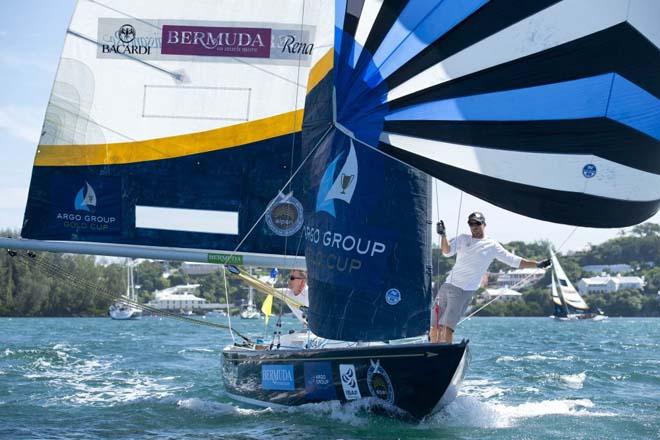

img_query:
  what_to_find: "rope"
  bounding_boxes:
[222,265,236,344]
[8,250,252,342]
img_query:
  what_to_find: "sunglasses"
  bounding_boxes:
[290,276,306,280]
[467,221,483,226]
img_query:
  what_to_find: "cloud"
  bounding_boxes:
[0,105,43,144]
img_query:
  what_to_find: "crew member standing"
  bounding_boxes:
[430,212,551,343]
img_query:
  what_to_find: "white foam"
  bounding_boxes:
[560,372,586,389]
[2,348,14,357]
[177,347,214,354]
[425,396,615,429]
[496,353,574,363]
[177,398,255,416]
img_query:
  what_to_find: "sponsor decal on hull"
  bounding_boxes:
[339,364,361,400]
[261,364,294,391]
[304,362,336,401]
[367,359,394,404]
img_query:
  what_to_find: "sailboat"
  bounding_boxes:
[240,268,261,319]
[109,258,142,320]
[550,250,606,321]
[1,0,659,420]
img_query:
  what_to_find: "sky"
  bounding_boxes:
[0,1,658,255]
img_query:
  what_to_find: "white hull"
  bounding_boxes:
[109,303,142,320]
[240,309,261,319]
[552,314,608,321]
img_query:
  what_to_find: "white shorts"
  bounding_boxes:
[430,283,475,330]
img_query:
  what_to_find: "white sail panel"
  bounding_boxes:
[551,272,563,306]
[41,0,321,149]
[386,0,631,101]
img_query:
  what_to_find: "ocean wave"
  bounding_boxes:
[176,397,259,416]
[560,372,586,389]
[496,353,574,363]
[426,396,615,428]
[177,347,215,354]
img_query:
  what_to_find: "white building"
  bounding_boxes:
[577,274,645,294]
[147,284,207,311]
[496,268,545,289]
[582,264,632,274]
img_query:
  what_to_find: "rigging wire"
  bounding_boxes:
[221,265,236,344]
[8,250,252,342]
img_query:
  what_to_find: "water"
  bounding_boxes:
[1,317,658,439]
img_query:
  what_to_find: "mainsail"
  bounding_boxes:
[20,0,324,266]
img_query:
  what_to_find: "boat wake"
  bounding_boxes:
[425,394,616,429]
[11,344,187,406]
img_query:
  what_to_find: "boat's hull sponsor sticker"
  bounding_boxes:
[304,361,336,400]
[261,364,294,390]
[367,359,394,404]
[339,364,361,400]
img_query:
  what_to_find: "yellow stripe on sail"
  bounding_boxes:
[307,48,333,93]
[261,294,273,325]
[35,109,304,167]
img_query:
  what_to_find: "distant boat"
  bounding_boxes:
[240,269,261,319]
[550,249,607,321]
[109,259,142,320]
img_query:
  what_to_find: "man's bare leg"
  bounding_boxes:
[429,325,454,343]
[437,325,454,343]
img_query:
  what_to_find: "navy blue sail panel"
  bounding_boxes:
[332,0,660,227]
[301,130,432,341]
[296,1,429,341]
[22,135,307,256]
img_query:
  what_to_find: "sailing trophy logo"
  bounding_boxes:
[367,359,395,404]
[316,140,358,217]
[265,191,304,237]
[74,182,97,212]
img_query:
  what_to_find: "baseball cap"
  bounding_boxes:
[468,212,486,225]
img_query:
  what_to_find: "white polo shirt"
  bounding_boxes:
[443,234,522,291]
[279,286,308,324]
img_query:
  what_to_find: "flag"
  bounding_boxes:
[261,294,273,325]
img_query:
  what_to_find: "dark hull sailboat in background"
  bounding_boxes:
[2,0,659,421]
[550,249,607,321]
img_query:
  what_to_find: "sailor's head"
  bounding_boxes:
[467,212,486,236]
[288,269,307,294]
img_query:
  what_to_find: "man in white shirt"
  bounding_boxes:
[430,212,551,343]
[284,269,309,325]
